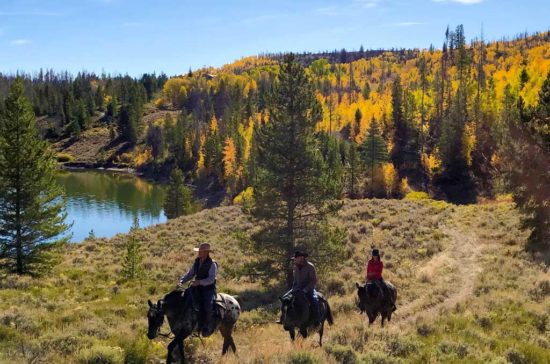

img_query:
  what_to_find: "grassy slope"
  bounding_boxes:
[0,199,548,363]
[51,109,180,167]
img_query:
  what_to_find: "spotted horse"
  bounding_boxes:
[147,288,240,363]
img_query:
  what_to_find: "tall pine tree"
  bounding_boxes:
[361,117,388,178]
[163,168,194,219]
[0,79,69,275]
[244,55,344,287]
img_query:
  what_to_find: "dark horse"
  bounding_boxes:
[279,291,334,346]
[356,281,397,327]
[147,288,240,363]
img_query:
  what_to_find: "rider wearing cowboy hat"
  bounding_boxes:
[178,242,217,336]
[277,250,321,326]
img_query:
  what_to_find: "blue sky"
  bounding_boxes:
[1,0,548,76]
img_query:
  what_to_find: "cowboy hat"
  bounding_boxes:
[193,243,213,252]
[292,250,308,258]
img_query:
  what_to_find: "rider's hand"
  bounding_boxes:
[191,280,200,287]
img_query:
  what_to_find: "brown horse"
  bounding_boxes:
[147,288,240,363]
[356,281,397,327]
[279,290,334,346]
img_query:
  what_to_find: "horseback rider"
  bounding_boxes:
[277,250,321,326]
[178,242,217,337]
[366,248,396,311]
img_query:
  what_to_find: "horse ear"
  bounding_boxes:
[356,282,360,289]
[148,299,153,307]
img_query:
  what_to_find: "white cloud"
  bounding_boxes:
[0,11,64,16]
[353,0,383,8]
[122,22,143,28]
[10,39,31,46]
[241,15,278,25]
[432,0,486,4]
[316,0,383,16]
[390,22,427,27]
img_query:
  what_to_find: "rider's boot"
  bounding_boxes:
[201,311,214,337]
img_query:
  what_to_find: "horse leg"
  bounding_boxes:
[381,313,386,328]
[179,340,185,364]
[220,323,234,355]
[289,327,296,341]
[318,321,325,347]
[230,335,237,353]
[299,326,308,338]
[367,312,375,326]
[166,339,176,364]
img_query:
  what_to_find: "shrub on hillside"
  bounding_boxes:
[56,152,75,163]
[77,345,124,364]
[119,334,152,364]
[287,351,321,364]
[387,336,420,358]
[324,343,358,363]
[404,191,430,200]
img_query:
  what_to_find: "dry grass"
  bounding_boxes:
[0,199,548,363]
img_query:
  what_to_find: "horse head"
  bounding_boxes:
[147,299,165,339]
[356,282,368,313]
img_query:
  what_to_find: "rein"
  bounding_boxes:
[156,316,174,339]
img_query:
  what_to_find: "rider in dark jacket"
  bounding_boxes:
[277,250,321,326]
[179,243,217,336]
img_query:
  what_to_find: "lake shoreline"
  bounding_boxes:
[59,163,142,177]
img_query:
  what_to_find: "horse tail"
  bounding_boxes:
[325,299,334,326]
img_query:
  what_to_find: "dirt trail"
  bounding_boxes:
[390,212,483,329]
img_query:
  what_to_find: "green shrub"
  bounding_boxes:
[77,345,124,364]
[404,191,430,200]
[325,343,358,363]
[416,322,435,337]
[387,337,419,358]
[287,351,321,364]
[361,350,402,364]
[325,277,347,296]
[56,152,75,163]
[121,335,151,364]
[505,349,529,364]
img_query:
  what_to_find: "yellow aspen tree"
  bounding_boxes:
[223,136,236,179]
[382,162,398,198]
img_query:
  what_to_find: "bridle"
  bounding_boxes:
[150,303,174,339]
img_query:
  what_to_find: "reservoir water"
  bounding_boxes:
[56,170,167,242]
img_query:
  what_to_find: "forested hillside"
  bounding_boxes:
[1,26,548,239]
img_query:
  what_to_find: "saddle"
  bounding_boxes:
[214,293,228,319]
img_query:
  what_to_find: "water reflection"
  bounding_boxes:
[56,170,167,242]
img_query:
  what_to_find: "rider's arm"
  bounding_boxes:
[291,266,298,290]
[197,262,217,286]
[179,265,194,284]
[303,265,317,292]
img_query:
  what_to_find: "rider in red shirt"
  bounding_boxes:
[366,249,396,311]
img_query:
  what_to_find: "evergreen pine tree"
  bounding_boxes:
[121,216,143,280]
[353,108,362,140]
[345,141,362,198]
[361,117,388,178]
[244,55,344,287]
[501,72,550,248]
[0,79,70,275]
[163,168,194,219]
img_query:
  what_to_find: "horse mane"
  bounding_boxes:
[161,289,187,309]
